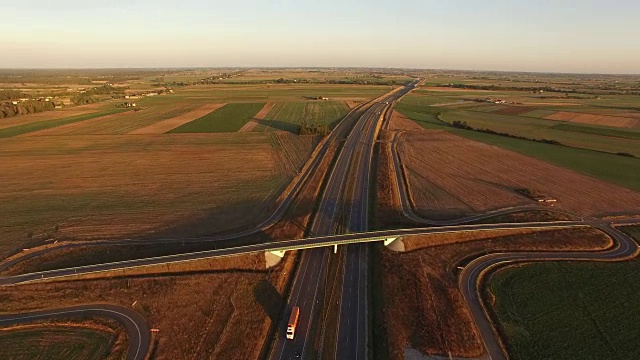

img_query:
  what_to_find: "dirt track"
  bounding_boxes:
[129,103,226,134]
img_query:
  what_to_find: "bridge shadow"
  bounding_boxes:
[252,118,300,134]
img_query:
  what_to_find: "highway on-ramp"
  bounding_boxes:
[0,304,150,360]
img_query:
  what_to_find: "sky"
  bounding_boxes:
[2,0,640,73]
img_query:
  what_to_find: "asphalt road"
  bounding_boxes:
[460,224,639,359]
[335,81,419,360]
[269,90,384,360]
[0,304,150,360]
[2,79,639,360]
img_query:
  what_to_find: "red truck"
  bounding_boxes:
[286,306,300,340]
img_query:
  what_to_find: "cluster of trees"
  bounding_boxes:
[71,84,123,105]
[0,89,28,101]
[299,120,328,136]
[0,100,54,119]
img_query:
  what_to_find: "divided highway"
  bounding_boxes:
[2,78,639,360]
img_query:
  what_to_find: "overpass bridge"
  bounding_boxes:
[1,220,611,285]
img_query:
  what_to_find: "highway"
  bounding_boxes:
[269,88,390,360]
[0,304,150,360]
[1,78,639,360]
[335,80,420,360]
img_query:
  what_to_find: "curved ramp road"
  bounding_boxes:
[460,224,639,360]
[0,304,150,360]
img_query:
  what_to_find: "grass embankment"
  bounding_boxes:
[487,239,640,359]
[170,103,265,133]
[255,101,349,133]
[0,326,118,360]
[397,101,640,192]
[0,109,126,138]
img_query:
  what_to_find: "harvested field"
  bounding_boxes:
[0,253,297,360]
[271,132,319,175]
[30,102,205,135]
[129,103,226,134]
[0,102,111,130]
[544,111,640,128]
[375,227,612,359]
[238,102,275,132]
[391,121,640,217]
[0,133,299,259]
[23,110,134,136]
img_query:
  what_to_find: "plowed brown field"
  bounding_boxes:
[544,111,640,128]
[129,103,226,134]
[391,120,640,217]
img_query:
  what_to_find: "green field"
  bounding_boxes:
[488,254,640,359]
[397,96,640,191]
[0,109,126,138]
[170,103,265,133]
[255,101,349,133]
[440,110,640,156]
[0,327,116,360]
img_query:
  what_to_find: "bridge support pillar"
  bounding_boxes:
[334,244,338,254]
[383,237,405,252]
[265,250,286,268]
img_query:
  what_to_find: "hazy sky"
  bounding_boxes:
[3,0,640,73]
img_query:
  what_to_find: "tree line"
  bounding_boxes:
[0,100,54,119]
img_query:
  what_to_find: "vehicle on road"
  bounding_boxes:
[286,306,300,340]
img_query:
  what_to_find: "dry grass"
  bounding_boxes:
[377,227,612,359]
[0,253,297,360]
[129,103,226,134]
[545,111,640,128]
[0,133,297,259]
[373,129,415,229]
[394,128,640,217]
